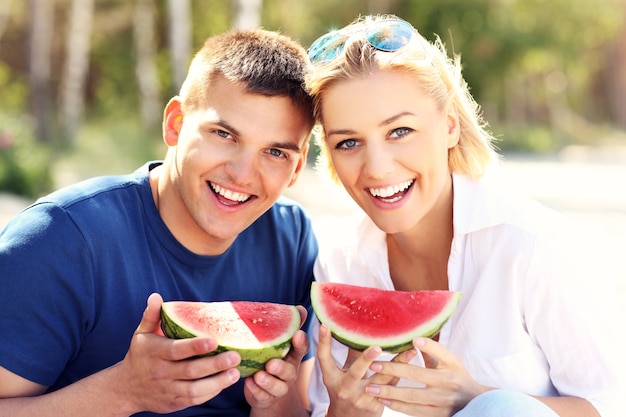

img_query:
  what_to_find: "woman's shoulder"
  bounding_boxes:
[454,171,564,237]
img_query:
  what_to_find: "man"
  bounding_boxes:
[0,28,316,417]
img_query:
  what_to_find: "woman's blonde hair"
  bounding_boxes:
[305,14,499,183]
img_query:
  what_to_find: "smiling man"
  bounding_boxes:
[0,29,317,417]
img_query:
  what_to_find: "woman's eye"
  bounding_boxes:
[390,127,413,139]
[336,138,358,150]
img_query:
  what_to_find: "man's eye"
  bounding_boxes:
[268,148,287,158]
[215,129,232,139]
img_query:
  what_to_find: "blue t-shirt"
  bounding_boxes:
[0,162,318,417]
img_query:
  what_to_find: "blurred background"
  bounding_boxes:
[0,0,625,298]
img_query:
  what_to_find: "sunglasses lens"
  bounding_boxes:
[365,20,413,52]
[309,20,417,64]
[308,31,346,63]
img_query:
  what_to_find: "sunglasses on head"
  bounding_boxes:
[308,19,428,65]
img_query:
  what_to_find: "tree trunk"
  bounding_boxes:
[28,0,54,143]
[233,0,262,30]
[0,0,14,49]
[59,0,95,144]
[166,0,191,92]
[133,0,160,130]
[603,6,626,130]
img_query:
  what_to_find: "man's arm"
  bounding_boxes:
[0,293,242,417]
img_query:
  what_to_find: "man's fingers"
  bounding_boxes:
[296,305,308,327]
[135,293,164,335]
[161,337,222,362]
[289,330,310,362]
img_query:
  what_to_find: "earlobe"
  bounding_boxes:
[163,97,183,146]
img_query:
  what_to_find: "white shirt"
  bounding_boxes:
[309,173,626,417]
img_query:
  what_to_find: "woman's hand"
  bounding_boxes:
[364,337,489,417]
[318,324,417,417]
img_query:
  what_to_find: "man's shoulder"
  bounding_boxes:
[265,195,310,222]
[242,196,316,248]
[6,165,152,238]
[39,166,149,211]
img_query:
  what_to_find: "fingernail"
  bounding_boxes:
[256,372,269,385]
[369,362,383,372]
[413,338,426,348]
[227,352,241,367]
[365,346,382,359]
[227,368,240,382]
[366,384,380,395]
[266,360,278,373]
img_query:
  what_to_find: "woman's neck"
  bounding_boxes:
[386,178,454,292]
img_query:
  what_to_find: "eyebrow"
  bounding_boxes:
[269,141,302,153]
[212,117,302,153]
[326,111,416,137]
[213,118,241,137]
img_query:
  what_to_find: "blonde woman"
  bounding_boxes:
[305,14,623,417]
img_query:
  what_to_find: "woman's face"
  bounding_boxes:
[320,69,459,233]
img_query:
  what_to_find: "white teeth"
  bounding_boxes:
[368,179,414,198]
[211,183,250,202]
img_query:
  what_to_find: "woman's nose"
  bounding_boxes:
[363,144,395,179]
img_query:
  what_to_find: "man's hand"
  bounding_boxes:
[0,293,243,417]
[245,305,311,417]
[115,293,242,414]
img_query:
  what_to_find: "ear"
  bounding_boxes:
[287,139,310,188]
[163,97,184,146]
[445,104,460,149]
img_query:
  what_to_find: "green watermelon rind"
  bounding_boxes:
[160,302,299,377]
[329,312,454,353]
[311,283,462,353]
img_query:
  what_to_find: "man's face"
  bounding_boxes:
[159,75,311,255]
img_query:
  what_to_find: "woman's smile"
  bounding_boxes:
[367,179,415,203]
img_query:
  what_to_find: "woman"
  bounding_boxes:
[305,14,624,417]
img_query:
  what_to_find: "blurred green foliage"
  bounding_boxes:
[0,113,53,198]
[0,0,624,198]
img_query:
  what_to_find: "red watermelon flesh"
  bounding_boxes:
[161,301,301,376]
[311,282,461,352]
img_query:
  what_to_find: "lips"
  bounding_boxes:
[209,182,252,205]
[367,179,414,203]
